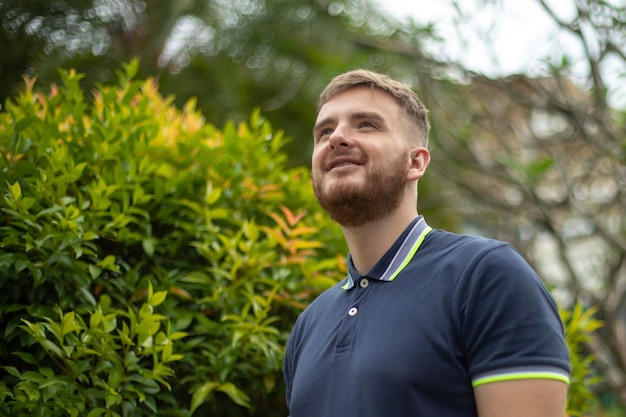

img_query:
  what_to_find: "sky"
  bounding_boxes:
[373,0,625,108]
[374,0,577,77]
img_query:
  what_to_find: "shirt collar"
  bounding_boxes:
[342,216,432,290]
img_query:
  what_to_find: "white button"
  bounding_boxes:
[348,307,358,316]
[359,279,369,288]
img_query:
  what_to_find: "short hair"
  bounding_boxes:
[317,69,430,146]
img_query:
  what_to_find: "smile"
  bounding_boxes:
[326,157,363,171]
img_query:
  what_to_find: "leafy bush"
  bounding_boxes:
[0,61,344,416]
[562,304,603,416]
[4,286,183,417]
[0,61,600,416]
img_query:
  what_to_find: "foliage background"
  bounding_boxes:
[1,0,625,415]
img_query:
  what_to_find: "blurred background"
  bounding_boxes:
[1,0,625,414]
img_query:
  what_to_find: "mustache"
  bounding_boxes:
[322,150,367,170]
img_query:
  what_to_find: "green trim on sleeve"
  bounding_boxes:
[472,372,570,387]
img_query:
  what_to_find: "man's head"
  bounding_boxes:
[317,69,430,147]
[312,70,431,227]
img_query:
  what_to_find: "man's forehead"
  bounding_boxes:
[317,87,399,119]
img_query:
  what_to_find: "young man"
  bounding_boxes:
[283,70,570,417]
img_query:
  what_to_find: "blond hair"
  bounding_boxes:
[317,69,430,146]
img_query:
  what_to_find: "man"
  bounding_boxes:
[283,69,570,417]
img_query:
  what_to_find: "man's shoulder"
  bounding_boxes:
[418,229,535,283]
[425,228,511,255]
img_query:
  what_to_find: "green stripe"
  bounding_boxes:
[472,372,570,387]
[387,226,432,282]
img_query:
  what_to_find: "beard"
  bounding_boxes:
[313,152,409,227]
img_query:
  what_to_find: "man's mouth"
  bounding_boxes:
[326,157,363,172]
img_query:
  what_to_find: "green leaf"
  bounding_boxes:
[117,322,133,346]
[108,367,122,390]
[161,341,173,361]
[148,290,167,307]
[204,183,222,205]
[243,220,260,241]
[142,237,155,257]
[12,351,39,365]
[103,314,117,333]
[2,366,22,378]
[89,265,102,279]
[14,115,36,132]
[125,59,139,80]
[21,371,45,383]
[217,382,251,409]
[38,377,65,390]
[105,391,121,408]
[90,310,103,328]
[79,287,97,306]
[139,303,153,318]
[8,181,22,200]
[21,197,35,210]
[189,381,219,414]
[62,311,83,336]
[42,340,65,358]
[86,408,108,417]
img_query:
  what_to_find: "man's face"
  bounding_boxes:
[311,87,413,227]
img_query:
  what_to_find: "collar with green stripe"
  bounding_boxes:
[342,216,432,290]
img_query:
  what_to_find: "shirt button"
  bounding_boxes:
[359,278,369,288]
[348,307,358,316]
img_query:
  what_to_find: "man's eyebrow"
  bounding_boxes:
[313,112,386,135]
[352,111,385,124]
[313,116,334,135]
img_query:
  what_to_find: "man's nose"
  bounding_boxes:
[328,125,351,149]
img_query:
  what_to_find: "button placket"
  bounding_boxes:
[335,279,371,352]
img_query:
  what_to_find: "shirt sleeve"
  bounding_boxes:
[452,242,571,387]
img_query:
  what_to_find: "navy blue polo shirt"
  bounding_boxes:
[284,216,570,417]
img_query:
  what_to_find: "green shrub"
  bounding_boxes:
[562,303,603,416]
[0,61,344,416]
[3,287,183,417]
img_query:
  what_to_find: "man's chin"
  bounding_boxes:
[323,175,364,191]
[322,184,366,201]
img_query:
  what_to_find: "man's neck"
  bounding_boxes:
[342,206,418,275]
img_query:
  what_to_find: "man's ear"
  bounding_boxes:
[407,147,430,181]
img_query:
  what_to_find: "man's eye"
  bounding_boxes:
[314,129,331,143]
[360,122,374,128]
